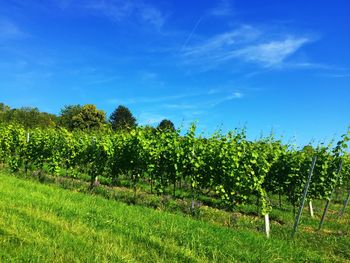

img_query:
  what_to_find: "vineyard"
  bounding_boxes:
[0,124,349,237]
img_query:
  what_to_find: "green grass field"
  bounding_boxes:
[0,171,349,262]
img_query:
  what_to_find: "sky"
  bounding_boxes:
[0,0,349,145]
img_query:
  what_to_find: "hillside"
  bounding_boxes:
[0,171,349,262]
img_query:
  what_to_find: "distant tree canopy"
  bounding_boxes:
[0,103,57,128]
[59,105,83,130]
[109,105,137,131]
[1,102,178,133]
[157,119,175,132]
[0,103,10,112]
[0,103,10,122]
[59,104,106,130]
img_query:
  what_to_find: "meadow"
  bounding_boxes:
[0,170,349,262]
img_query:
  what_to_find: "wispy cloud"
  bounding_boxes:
[208,0,233,17]
[138,112,167,125]
[181,25,260,69]
[180,16,203,52]
[108,93,195,105]
[108,89,244,119]
[183,25,260,56]
[207,91,244,107]
[13,70,53,80]
[139,71,158,81]
[0,19,26,41]
[5,0,166,29]
[319,73,350,78]
[234,37,310,67]
[157,91,243,123]
[180,1,233,52]
[181,24,313,70]
[161,103,197,110]
[162,91,244,109]
[139,5,165,29]
[136,91,244,127]
[85,0,166,28]
[86,75,120,85]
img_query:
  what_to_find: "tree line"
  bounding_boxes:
[0,102,175,132]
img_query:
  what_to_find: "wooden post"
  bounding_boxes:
[340,190,350,217]
[264,214,270,238]
[318,160,343,230]
[308,201,314,218]
[292,156,317,238]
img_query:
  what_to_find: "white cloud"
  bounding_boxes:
[183,25,260,58]
[234,37,310,67]
[109,89,245,127]
[209,91,244,107]
[231,92,243,98]
[108,89,244,116]
[180,1,234,52]
[181,25,312,70]
[85,0,165,28]
[162,91,244,110]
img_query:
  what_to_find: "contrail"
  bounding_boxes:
[180,16,203,52]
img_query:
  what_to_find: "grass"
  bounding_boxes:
[0,171,349,262]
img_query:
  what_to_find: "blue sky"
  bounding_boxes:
[0,0,349,144]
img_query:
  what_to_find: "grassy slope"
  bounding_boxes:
[0,172,349,262]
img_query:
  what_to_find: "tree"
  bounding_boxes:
[71,104,106,130]
[157,119,175,132]
[0,103,10,112]
[143,125,157,134]
[1,106,57,128]
[109,105,137,131]
[59,105,83,130]
[0,103,10,123]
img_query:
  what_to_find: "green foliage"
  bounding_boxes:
[71,104,106,130]
[0,105,57,128]
[59,104,83,130]
[0,123,349,217]
[58,104,108,131]
[0,102,10,112]
[157,119,175,132]
[109,105,137,131]
[265,130,350,208]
